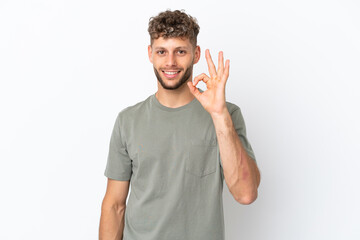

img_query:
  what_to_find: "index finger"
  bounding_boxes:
[205,49,217,77]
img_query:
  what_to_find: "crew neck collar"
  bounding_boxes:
[151,88,203,112]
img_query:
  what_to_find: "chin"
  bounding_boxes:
[161,80,185,90]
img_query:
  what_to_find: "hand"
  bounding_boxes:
[187,49,230,116]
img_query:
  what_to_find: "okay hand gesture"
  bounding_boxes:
[187,49,230,116]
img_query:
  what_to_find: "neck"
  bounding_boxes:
[155,81,196,108]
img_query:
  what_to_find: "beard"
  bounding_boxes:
[153,63,193,90]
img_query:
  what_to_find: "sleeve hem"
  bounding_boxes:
[104,170,131,181]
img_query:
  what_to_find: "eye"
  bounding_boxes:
[157,50,165,55]
[177,50,186,55]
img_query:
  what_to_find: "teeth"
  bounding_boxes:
[164,71,178,75]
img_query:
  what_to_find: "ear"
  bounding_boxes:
[147,45,153,63]
[193,45,201,64]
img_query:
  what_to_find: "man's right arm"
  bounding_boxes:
[99,178,130,240]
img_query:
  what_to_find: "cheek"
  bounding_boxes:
[152,57,163,65]
[187,57,195,66]
[179,57,192,66]
[151,58,160,66]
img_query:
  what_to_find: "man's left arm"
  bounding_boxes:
[211,108,260,205]
[187,49,260,205]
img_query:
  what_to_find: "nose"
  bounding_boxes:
[165,52,176,66]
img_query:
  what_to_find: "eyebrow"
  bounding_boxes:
[153,46,190,50]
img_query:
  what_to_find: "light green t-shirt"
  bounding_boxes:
[104,88,256,240]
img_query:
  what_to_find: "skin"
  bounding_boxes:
[147,36,200,108]
[99,179,129,240]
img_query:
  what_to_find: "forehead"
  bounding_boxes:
[152,37,193,50]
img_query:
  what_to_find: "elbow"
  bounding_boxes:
[235,191,258,205]
[101,198,126,215]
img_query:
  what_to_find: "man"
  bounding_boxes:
[99,9,261,240]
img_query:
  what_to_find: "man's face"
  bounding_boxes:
[148,37,200,90]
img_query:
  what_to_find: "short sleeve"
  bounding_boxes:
[231,107,256,163]
[220,106,257,179]
[104,112,132,181]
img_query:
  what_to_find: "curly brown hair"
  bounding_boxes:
[148,9,200,48]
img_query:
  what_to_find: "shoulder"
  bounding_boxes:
[115,95,151,124]
[225,101,241,115]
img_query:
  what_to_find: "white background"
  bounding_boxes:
[1,0,359,239]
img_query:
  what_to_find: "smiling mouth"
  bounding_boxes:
[162,70,181,78]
